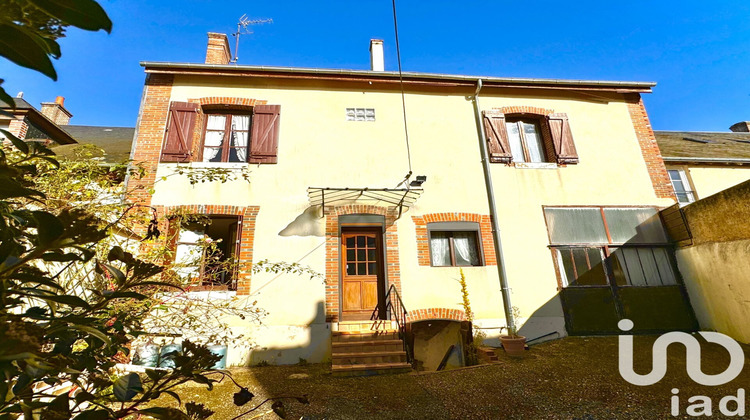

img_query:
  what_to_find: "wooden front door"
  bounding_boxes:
[341,229,384,320]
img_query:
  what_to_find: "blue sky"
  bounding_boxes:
[2,0,750,131]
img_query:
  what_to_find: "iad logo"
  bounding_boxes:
[618,319,746,417]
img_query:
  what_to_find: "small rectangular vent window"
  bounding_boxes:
[346,108,375,121]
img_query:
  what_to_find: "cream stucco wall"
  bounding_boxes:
[146,75,673,363]
[681,165,750,200]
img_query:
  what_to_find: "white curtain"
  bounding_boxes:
[430,234,451,266]
[453,232,479,265]
[505,122,525,162]
[174,229,204,280]
[231,115,250,162]
[203,115,226,162]
[523,122,544,163]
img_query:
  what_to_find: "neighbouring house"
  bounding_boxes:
[655,125,750,205]
[125,33,698,371]
[1,95,77,145]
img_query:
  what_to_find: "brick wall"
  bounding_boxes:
[412,213,496,266]
[324,205,401,322]
[155,204,259,295]
[7,119,28,140]
[626,95,676,201]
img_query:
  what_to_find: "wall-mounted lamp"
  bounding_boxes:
[410,175,427,187]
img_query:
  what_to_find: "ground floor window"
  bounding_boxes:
[174,215,240,290]
[428,223,482,267]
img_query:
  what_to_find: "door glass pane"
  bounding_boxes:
[357,263,366,275]
[506,122,525,162]
[346,249,355,262]
[652,247,677,285]
[544,208,608,244]
[430,232,451,266]
[523,122,544,163]
[357,236,365,247]
[357,250,366,262]
[346,237,355,248]
[346,263,356,275]
[603,208,668,244]
[368,262,377,275]
[368,249,376,260]
[367,236,376,247]
[558,249,576,287]
[558,247,607,287]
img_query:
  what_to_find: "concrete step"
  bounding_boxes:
[331,362,412,377]
[332,331,399,342]
[332,339,404,353]
[335,320,397,333]
[333,350,407,365]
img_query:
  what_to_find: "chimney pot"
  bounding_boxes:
[55,96,64,106]
[205,32,231,65]
[370,39,384,72]
[730,121,750,133]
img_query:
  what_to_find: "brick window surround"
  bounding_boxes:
[155,204,259,295]
[412,213,497,266]
[407,308,467,323]
[324,205,402,323]
[626,95,676,201]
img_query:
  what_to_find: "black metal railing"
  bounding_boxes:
[371,284,412,363]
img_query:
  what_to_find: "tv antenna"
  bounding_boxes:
[231,14,272,63]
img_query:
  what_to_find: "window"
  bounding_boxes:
[427,222,482,267]
[545,207,677,287]
[483,110,579,165]
[346,108,375,121]
[506,119,546,163]
[160,101,281,164]
[173,216,240,290]
[667,169,696,205]
[203,114,250,162]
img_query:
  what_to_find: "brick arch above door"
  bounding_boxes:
[324,205,402,322]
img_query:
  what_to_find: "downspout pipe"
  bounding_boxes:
[472,79,516,334]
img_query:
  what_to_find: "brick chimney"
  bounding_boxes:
[40,96,72,125]
[370,39,384,72]
[206,32,231,65]
[730,121,750,132]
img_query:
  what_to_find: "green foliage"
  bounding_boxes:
[0,0,112,104]
[458,268,481,366]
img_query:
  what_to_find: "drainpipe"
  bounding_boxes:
[472,79,515,334]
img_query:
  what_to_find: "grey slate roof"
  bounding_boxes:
[57,125,134,163]
[654,131,750,161]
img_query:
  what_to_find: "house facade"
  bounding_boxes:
[126,33,696,367]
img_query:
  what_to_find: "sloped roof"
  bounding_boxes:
[654,131,750,162]
[1,98,77,144]
[55,125,134,163]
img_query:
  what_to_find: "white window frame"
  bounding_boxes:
[667,169,696,205]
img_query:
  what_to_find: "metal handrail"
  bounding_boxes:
[371,284,412,363]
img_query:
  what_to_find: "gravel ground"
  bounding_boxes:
[169,336,750,419]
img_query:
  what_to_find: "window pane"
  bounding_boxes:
[453,232,479,265]
[611,247,677,286]
[430,232,451,266]
[603,208,668,244]
[557,247,607,286]
[544,208,608,244]
[558,249,576,286]
[652,247,677,285]
[522,122,545,163]
[506,122,525,162]
[612,248,646,286]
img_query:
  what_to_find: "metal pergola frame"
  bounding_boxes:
[307,187,423,219]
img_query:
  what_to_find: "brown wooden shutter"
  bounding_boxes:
[547,113,579,164]
[482,110,513,163]
[249,104,281,164]
[161,102,199,162]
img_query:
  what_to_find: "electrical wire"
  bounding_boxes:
[391,0,412,174]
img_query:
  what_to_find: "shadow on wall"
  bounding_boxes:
[279,206,324,237]
[248,301,331,366]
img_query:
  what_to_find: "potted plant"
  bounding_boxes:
[500,307,526,356]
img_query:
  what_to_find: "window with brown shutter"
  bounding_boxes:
[161,102,199,162]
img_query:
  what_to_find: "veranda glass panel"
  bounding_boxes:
[603,208,668,244]
[557,247,608,287]
[545,208,608,244]
[611,247,676,286]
